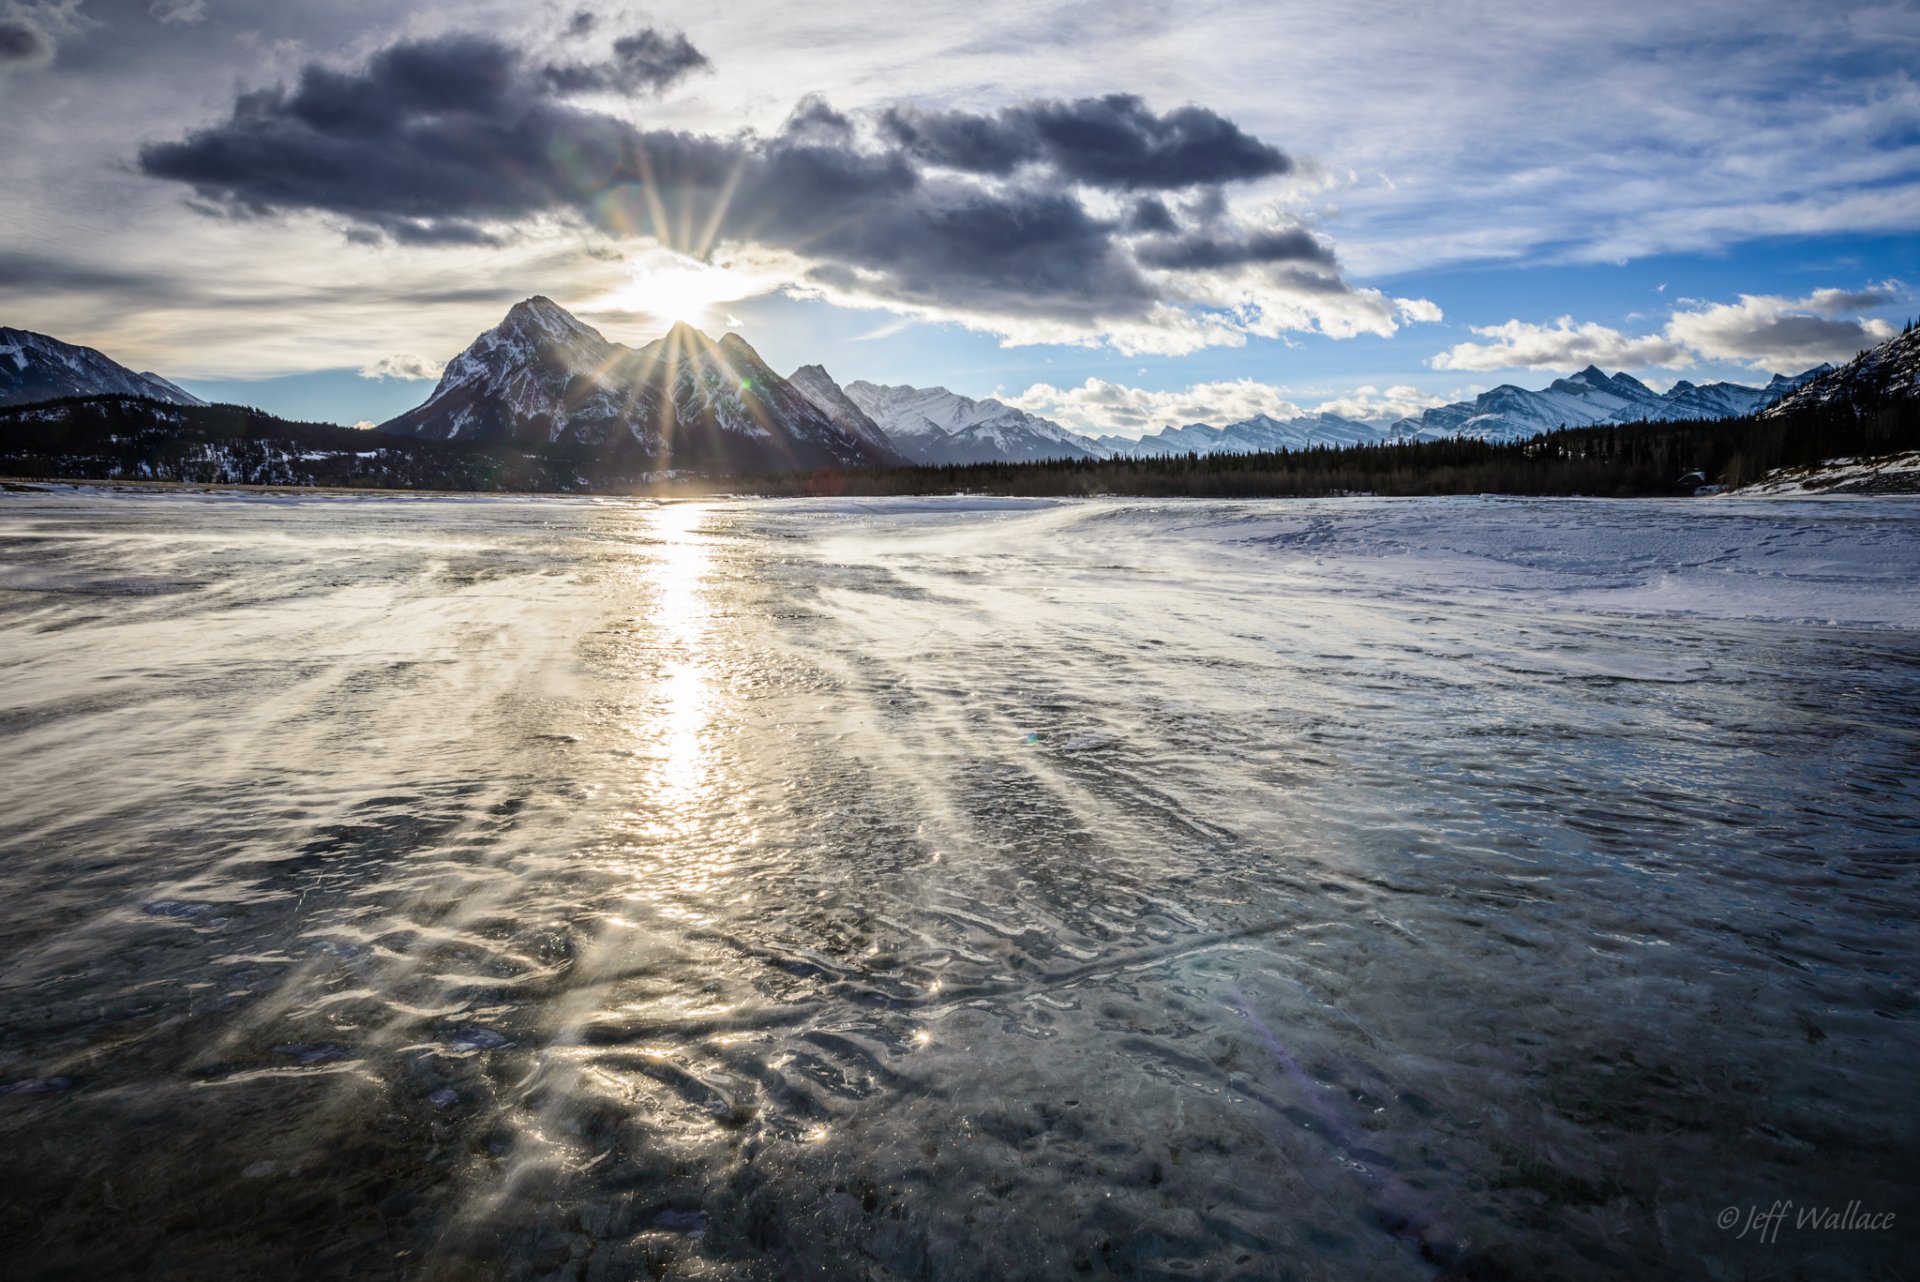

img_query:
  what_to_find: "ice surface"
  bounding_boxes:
[0,489,1915,1280]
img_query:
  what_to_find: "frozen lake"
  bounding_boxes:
[0,488,1916,1280]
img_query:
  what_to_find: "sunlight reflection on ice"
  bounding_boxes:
[620,502,734,915]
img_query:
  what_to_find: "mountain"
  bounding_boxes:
[381,299,903,471]
[1388,363,1827,442]
[1094,411,1381,458]
[839,381,1109,464]
[1764,326,1919,418]
[784,365,908,463]
[0,327,206,409]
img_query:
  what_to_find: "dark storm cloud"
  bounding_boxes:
[1134,227,1332,271]
[137,28,1357,329]
[781,94,856,145]
[0,18,48,64]
[0,250,159,291]
[542,27,708,94]
[880,94,1291,189]
[1124,196,1179,233]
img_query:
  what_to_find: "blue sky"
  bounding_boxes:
[2,0,1915,433]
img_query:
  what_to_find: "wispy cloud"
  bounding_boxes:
[844,318,916,342]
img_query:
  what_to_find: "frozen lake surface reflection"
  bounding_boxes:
[0,489,1916,1280]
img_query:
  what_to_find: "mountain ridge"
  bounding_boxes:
[1386,362,1827,443]
[0,326,206,410]
[837,380,1109,464]
[1764,325,1919,418]
[381,299,905,471]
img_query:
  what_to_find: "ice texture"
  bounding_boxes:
[0,488,1915,1280]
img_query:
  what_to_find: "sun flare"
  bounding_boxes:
[591,251,758,328]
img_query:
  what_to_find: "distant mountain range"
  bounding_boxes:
[3,300,1909,477]
[1384,364,1828,443]
[1093,411,1382,457]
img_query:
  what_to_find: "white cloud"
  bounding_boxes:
[1666,288,1900,369]
[358,354,444,381]
[1007,377,1304,435]
[1005,377,1461,435]
[1314,384,1452,424]
[1434,281,1904,374]
[1432,317,1688,371]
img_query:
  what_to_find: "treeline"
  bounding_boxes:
[739,394,1920,499]
[2,385,1915,499]
[0,395,644,492]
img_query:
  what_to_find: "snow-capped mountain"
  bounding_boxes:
[381,299,903,471]
[1763,325,1919,418]
[0,327,206,409]
[1388,364,1826,443]
[1095,411,1382,458]
[784,365,906,462]
[840,381,1109,464]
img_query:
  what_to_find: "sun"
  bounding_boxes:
[591,251,757,330]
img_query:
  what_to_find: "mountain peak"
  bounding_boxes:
[664,319,715,343]
[499,296,604,346]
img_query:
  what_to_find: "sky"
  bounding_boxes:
[1,0,1916,435]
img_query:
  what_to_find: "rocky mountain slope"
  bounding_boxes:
[381,299,904,471]
[784,365,904,462]
[0,327,205,409]
[839,381,1109,464]
[1764,325,1920,418]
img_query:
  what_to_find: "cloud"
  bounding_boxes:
[1313,384,1452,424]
[1433,281,1903,373]
[358,353,442,381]
[878,94,1292,189]
[0,0,82,69]
[1007,377,1305,434]
[1432,316,1690,371]
[1011,376,1460,434]
[1666,287,1900,369]
[542,27,708,95]
[0,250,161,292]
[149,0,206,24]
[0,20,48,65]
[136,28,1432,355]
[1133,227,1331,271]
